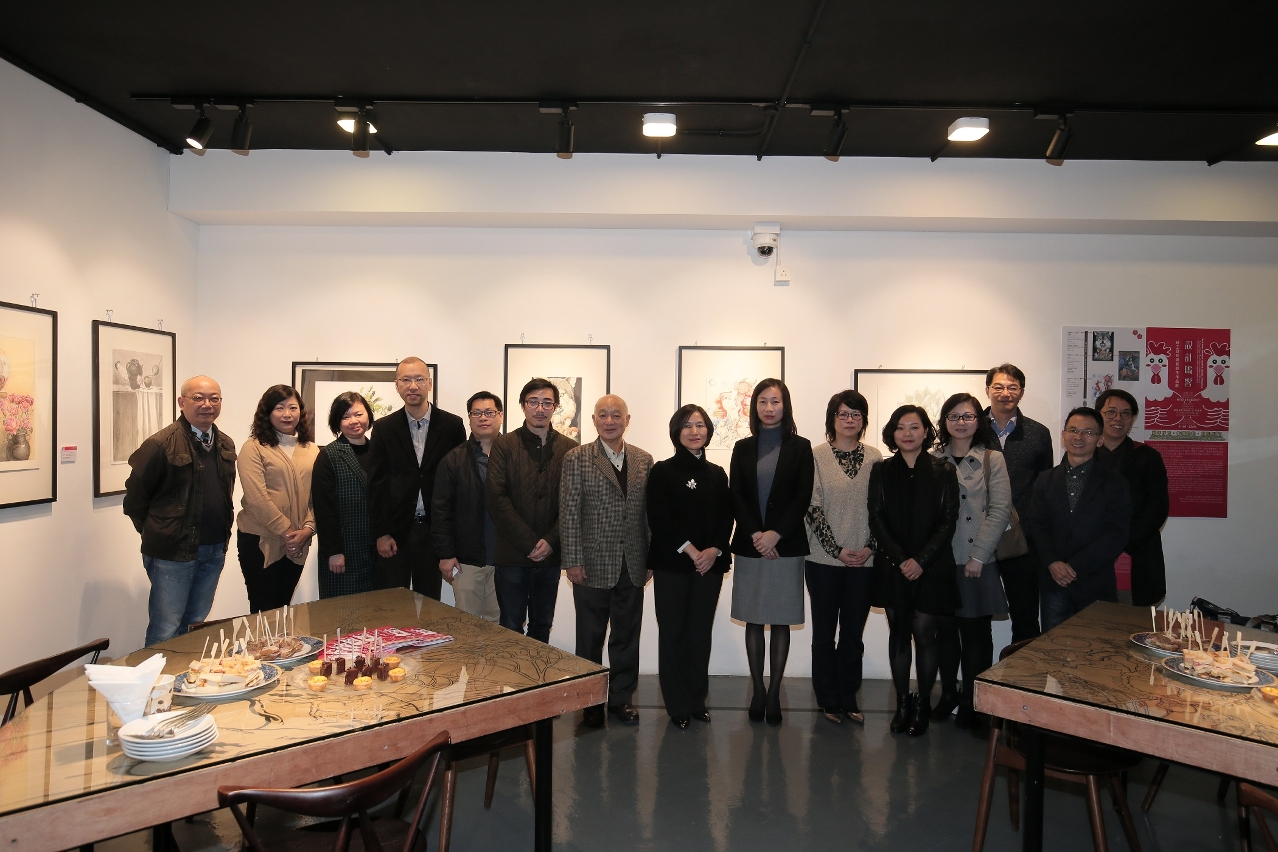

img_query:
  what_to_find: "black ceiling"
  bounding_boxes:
[5,2,1278,162]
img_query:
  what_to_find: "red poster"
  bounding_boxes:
[1144,327,1230,432]
[1145,440,1228,518]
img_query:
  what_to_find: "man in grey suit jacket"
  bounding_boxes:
[561,395,654,727]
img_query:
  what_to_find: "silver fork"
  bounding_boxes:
[135,703,213,740]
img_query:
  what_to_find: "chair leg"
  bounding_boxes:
[484,751,501,809]
[971,727,999,852]
[1085,775,1110,852]
[1008,769,1021,832]
[1141,762,1169,812]
[438,761,457,852]
[393,784,412,819]
[1219,775,1234,804]
[1239,803,1252,852]
[1256,810,1277,852]
[1108,774,1143,852]
[524,739,537,800]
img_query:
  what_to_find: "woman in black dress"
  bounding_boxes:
[867,404,960,736]
[311,392,378,599]
[647,404,734,729]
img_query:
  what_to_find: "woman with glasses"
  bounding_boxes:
[237,385,319,612]
[647,404,733,729]
[1096,389,1169,606]
[868,405,960,736]
[730,379,814,726]
[930,393,1011,727]
[312,392,378,599]
[803,390,881,724]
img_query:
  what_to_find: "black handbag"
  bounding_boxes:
[983,450,1029,561]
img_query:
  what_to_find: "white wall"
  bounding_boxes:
[0,60,198,672]
[195,224,1278,677]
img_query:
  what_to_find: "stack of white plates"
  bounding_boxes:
[118,710,219,762]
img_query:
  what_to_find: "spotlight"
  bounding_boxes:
[557,109,574,159]
[231,105,252,156]
[1046,119,1072,166]
[352,110,370,158]
[1257,127,1278,146]
[185,109,213,151]
[642,113,677,137]
[947,117,989,142]
[823,114,848,161]
[337,117,378,133]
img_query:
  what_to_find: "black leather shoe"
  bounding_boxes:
[582,704,606,728]
[822,707,844,724]
[608,704,640,725]
[954,700,976,729]
[931,691,959,721]
[748,691,765,722]
[671,716,690,729]
[692,711,712,723]
[907,693,931,736]
[890,693,913,734]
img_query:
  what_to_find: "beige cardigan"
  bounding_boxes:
[804,441,881,567]
[236,438,319,567]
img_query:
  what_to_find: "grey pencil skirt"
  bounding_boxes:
[730,555,806,625]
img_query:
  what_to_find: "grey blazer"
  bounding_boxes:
[560,439,654,590]
[935,444,1013,565]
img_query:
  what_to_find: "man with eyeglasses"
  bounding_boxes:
[124,376,237,646]
[1027,407,1131,632]
[1095,389,1169,607]
[367,357,466,600]
[984,363,1054,641]
[430,392,504,622]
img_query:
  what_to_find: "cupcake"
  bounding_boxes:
[307,659,324,674]
[308,676,329,692]
[352,676,374,691]
[1261,686,1278,703]
[388,667,407,683]
[382,656,401,669]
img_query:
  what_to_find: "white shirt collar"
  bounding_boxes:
[599,438,626,470]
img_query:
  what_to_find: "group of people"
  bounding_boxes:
[122,358,1169,735]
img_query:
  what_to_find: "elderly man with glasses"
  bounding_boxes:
[1026,407,1132,632]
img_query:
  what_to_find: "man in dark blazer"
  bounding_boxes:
[1027,406,1132,632]
[368,357,466,599]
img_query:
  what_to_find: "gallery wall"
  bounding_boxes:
[0,61,199,672]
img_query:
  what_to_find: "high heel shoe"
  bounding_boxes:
[765,692,782,726]
[907,693,931,736]
[890,692,913,734]
[931,690,959,721]
[748,690,765,722]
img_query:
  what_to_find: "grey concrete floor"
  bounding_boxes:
[99,676,1246,852]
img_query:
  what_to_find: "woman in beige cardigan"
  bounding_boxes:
[237,385,319,612]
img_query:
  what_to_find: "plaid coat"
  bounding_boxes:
[560,439,653,590]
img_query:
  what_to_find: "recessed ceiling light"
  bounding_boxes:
[337,118,378,134]
[947,117,990,142]
[642,113,677,138]
[1257,128,1278,146]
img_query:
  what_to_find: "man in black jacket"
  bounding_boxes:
[1027,407,1132,631]
[368,357,466,599]
[432,391,504,622]
[984,363,1055,641]
[124,376,237,646]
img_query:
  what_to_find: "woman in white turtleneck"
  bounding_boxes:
[237,385,320,613]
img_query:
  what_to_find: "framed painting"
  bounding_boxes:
[0,300,57,509]
[853,368,988,456]
[503,344,610,444]
[92,321,177,497]
[292,361,437,446]
[678,346,785,466]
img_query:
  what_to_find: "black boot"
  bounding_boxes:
[748,689,765,722]
[890,692,914,734]
[955,692,976,729]
[931,690,959,721]
[907,693,931,736]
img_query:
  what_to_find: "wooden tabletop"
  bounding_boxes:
[0,589,607,851]
[975,601,1278,784]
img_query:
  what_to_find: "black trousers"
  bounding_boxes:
[998,542,1042,643]
[374,517,442,601]
[237,531,304,613]
[573,568,644,705]
[653,570,723,718]
[936,614,994,704]
[804,560,874,711]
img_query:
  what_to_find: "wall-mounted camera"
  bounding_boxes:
[751,223,780,258]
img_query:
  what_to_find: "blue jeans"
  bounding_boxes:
[1039,579,1080,633]
[143,543,227,646]
[494,565,561,643]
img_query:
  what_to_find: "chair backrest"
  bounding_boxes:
[1240,782,1278,852]
[218,730,451,852]
[0,638,110,726]
[999,638,1035,662]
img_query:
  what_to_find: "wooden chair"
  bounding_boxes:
[437,726,535,852]
[1239,782,1278,852]
[0,637,109,726]
[217,730,450,852]
[1140,761,1233,811]
[973,640,1144,852]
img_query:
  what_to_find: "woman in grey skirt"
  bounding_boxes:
[729,379,814,725]
[931,393,1011,727]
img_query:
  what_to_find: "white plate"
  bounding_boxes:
[123,729,218,762]
[119,712,216,744]
[1161,657,1277,692]
[252,636,324,668]
[175,663,280,699]
[122,728,218,757]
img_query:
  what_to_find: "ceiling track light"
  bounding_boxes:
[947,116,990,142]
[642,113,677,138]
[1046,118,1073,166]
[230,104,253,155]
[557,109,574,159]
[823,113,848,161]
[1257,126,1278,146]
[351,109,371,157]
[185,107,213,153]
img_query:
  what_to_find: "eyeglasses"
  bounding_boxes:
[469,409,500,420]
[989,384,1022,394]
[835,411,864,422]
[187,395,222,405]
[1064,427,1100,438]
[1101,409,1135,420]
[524,400,557,410]
[396,376,428,387]
[945,413,977,423]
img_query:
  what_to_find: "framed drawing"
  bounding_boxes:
[0,300,57,509]
[853,368,988,456]
[292,361,437,446]
[678,346,785,465]
[92,321,177,497]
[503,344,610,444]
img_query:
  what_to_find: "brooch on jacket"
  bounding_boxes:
[686,478,697,489]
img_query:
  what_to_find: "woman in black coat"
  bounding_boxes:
[647,404,734,730]
[868,404,960,737]
[311,392,378,599]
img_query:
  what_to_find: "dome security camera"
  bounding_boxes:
[751,223,780,258]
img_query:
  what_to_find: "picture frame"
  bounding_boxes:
[503,344,611,445]
[292,361,437,446]
[0,300,57,509]
[853,368,988,456]
[92,321,177,497]
[678,345,785,465]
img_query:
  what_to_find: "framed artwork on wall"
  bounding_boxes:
[678,345,785,465]
[503,344,610,444]
[0,300,57,509]
[292,361,437,446]
[92,321,177,497]
[853,368,988,456]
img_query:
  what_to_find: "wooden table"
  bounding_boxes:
[975,601,1278,851]
[0,589,607,852]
